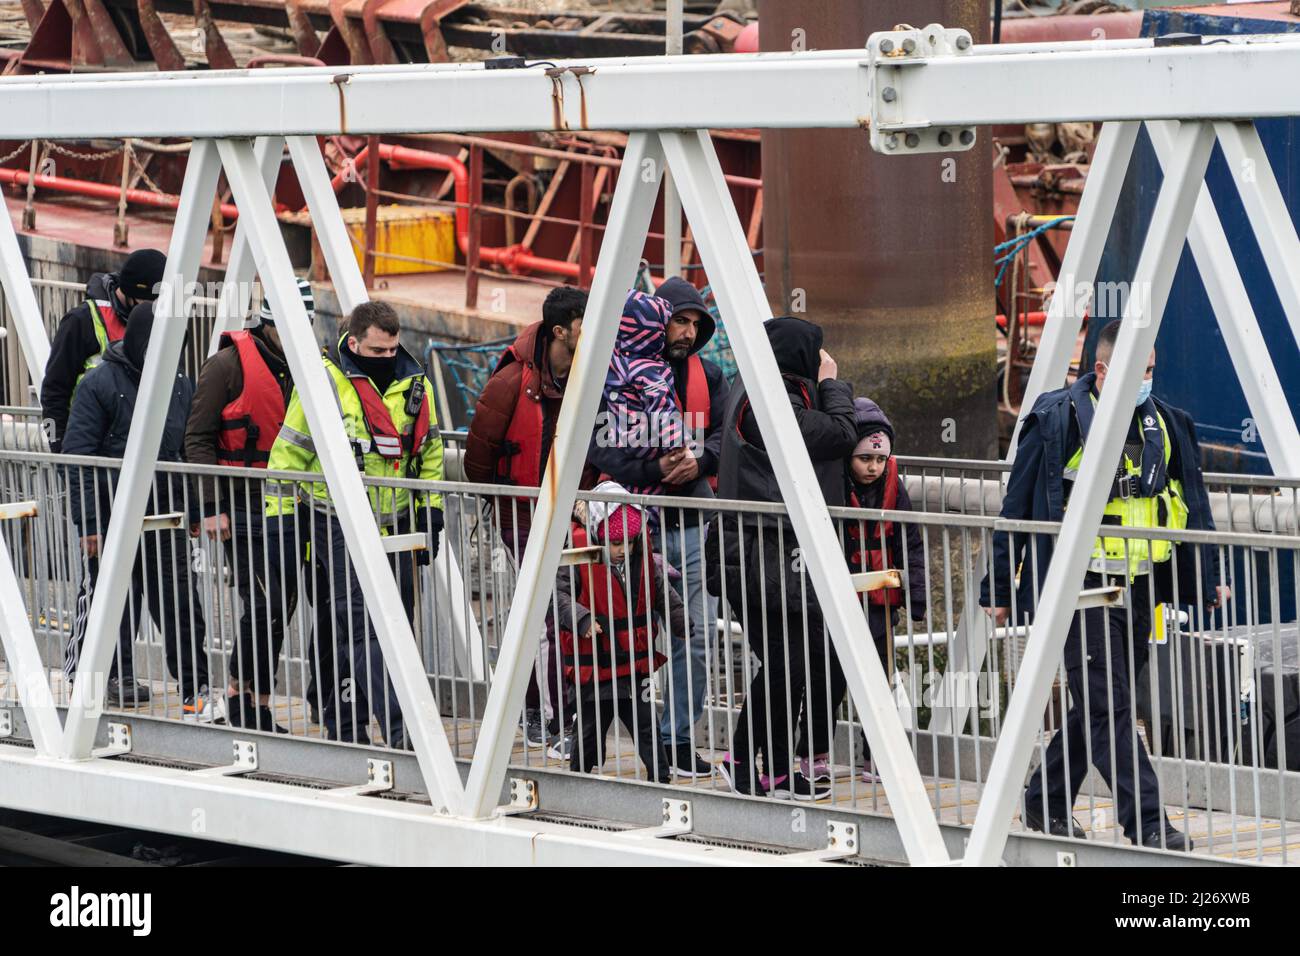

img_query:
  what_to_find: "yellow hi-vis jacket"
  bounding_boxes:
[265,340,443,522]
[1064,401,1188,578]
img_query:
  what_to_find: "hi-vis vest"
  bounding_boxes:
[1064,401,1189,577]
[73,299,126,397]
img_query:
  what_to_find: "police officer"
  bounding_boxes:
[982,319,1229,851]
[265,300,444,749]
[42,248,166,451]
[186,278,316,733]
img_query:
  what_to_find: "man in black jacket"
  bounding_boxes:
[982,319,1229,851]
[711,316,857,800]
[42,249,166,452]
[586,278,730,778]
[63,302,217,720]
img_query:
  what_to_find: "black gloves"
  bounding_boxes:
[415,506,445,565]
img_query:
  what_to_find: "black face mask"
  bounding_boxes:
[351,350,397,392]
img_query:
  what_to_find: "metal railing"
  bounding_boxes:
[0,447,1297,861]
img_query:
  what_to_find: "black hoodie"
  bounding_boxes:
[717,316,857,519]
[41,272,134,452]
[62,305,194,536]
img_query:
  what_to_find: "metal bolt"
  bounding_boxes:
[848,840,855,848]
[881,87,896,103]
[830,836,838,845]
[938,130,952,146]
[679,803,688,812]
[956,35,971,50]
[902,38,916,53]
[880,38,894,53]
[680,816,688,824]
[928,34,937,46]
[905,133,920,148]
[960,129,975,146]
[885,135,898,151]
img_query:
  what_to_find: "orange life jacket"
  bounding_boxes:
[846,456,902,607]
[558,526,668,685]
[216,331,285,468]
[346,371,433,477]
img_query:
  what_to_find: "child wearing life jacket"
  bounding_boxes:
[796,398,929,784]
[555,484,691,783]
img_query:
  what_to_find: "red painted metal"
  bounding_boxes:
[419,0,469,63]
[363,133,380,289]
[138,0,186,71]
[246,53,327,68]
[0,167,240,220]
[465,142,482,308]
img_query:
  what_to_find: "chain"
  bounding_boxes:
[129,150,168,196]
[0,140,31,166]
[45,140,126,162]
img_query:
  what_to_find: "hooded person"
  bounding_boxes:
[552,481,690,783]
[794,396,929,784]
[61,301,217,720]
[185,276,318,733]
[710,315,858,800]
[41,248,167,452]
[593,276,735,777]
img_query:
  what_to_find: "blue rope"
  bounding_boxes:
[994,216,1074,289]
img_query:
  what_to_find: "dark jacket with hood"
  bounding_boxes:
[845,398,927,618]
[185,323,293,508]
[586,278,730,498]
[63,306,194,537]
[42,272,132,452]
[707,317,857,599]
[463,320,573,549]
[979,371,1219,615]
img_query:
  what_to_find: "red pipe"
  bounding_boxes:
[0,168,240,220]
[997,311,1047,329]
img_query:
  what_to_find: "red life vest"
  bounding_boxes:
[846,456,901,607]
[346,371,433,476]
[216,331,286,468]
[673,353,716,491]
[498,352,545,487]
[558,526,668,685]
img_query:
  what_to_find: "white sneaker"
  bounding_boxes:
[182,687,226,724]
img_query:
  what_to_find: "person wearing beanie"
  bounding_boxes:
[586,279,731,779]
[41,248,167,452]
[552,482,691,783]
[795,396,928,785]
[185,276,319,733]
[61,301,218,721]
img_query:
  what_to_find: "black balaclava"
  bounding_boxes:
[351,349,397,393]
[123,302,155,372]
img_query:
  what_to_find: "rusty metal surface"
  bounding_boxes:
[192,0,235,68]
[758,0,996,459]
[137,0,184,69]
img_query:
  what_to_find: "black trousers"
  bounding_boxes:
[312,511,415,747]
[65,528,210,695]
[223,507,301,698]
[1024,576,1164,842]
[508,529,574,733]
[726,531,832,776]
[797,603,894,762]
[570,674,670,782]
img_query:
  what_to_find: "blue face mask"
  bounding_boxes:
[1135,378,1153,407]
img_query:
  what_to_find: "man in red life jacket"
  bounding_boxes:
[553,484,691,783]
[464,286,588,758]
[586,277,730,779]
[42,248,166,452]
[186,278,317,733]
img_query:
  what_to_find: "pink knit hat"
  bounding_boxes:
[854,430,892,457]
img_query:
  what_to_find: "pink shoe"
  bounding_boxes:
[798,754,832,782]
[860,761,881,784]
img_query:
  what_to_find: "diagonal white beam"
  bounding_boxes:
[661,129,950,866]
[462,132,665,820]
[966,120,1217,866]
[63,139,224,760]
[0,522,62,754]
[0,186,50,390]
[285,134,486,683]
[216,137,465,815]
[210,135,285,353]
[1147,121,1300,478]
[1008,120,1139,460]
[1216,122,1300,394]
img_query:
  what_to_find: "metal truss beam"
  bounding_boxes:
[966,120,1218,867]
[0,36,1299,140]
